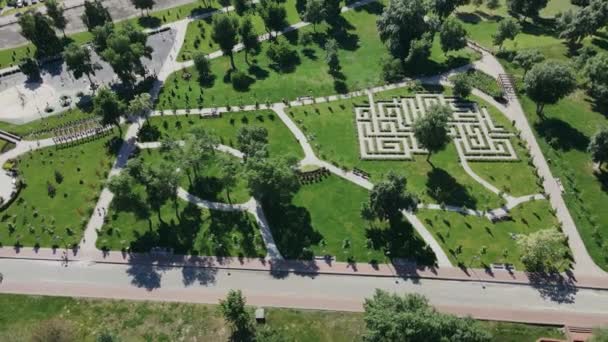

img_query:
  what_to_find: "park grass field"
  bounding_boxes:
[146,110,304,160]
[0,293,566,341]
[0,131,120,248]
[156,3,479,110]
[177,0,302,61]
[0,107,95,139]
[417,199,559,269]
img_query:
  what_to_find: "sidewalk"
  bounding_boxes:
[1,246,606,290]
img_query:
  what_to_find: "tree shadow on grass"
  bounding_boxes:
[111,194,150,221]
[262,202,322,260]
[456,12,482,24]
[207,210,264,258]
[520,18,559,37]
[426,168,477,209]
[365,216,437,266]
[327,18,359,51]
[104,136,125,157]
[534,118,589,152]
[352,1,384,14]
[248,64,269,80]
[137,16,162,28]
[595,170,608,193]
[188,176,224,202]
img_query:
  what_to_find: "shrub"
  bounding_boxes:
[452,73,472,98]
[381,57,405,83]
[47,182,56,198]
[54,170,64,184]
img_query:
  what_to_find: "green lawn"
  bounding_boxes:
[100,184,266,256]
[417,199,559,269]
[0,132,120,248]
[146,110,304,160]
[0,293,566,341]
[157,3,479,109]
[138,147,251,204]
[0,107,95,140]
[269,174,436,263]
[178,0,301,61]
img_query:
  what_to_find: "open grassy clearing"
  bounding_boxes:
[269,174,436,263]
[0,107,95,139]
[99,182,266,256]
[145,110,304,160]
[138,147,251,204]
[0,293,566,341]
[178,0,301,61]
[157,3,479,109]
[0,132,120,248]
[418,199,559,269]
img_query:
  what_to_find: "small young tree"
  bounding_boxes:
[380,57,405,83]
[452,73,472,98]
[82,0,112,31]
[413,104,452,165]
[45,0,68,36]
[219,290,253,340]
[238,16,259,65]
[513,49,545,76]
[63,43,98,86]
[517,228,569,272]
[439,17,468,56]
[325,38,340,74]
[212,15,239,70]
[492,18,521,49]
[524,61,577,116]
[588,128,608,170]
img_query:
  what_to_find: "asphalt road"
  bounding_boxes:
[0,258,607,327]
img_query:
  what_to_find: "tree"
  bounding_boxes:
[63,43,98,85]
[239,16,259,65]
[93,87,125,135]
[219,290,253,340]
[146,164,180,221]
[524,61,577,116]
[492,18,520,49]
[428,0,469,19]
[193,52,212,83]
[45,0,67,36]
[405,33,433,65]
[232,0,248,15]
[237,126,269,159]
[486,0,500,10]
[18,12,63,58]
[513,49,545,76]
[439,17,468,56]
[219,156,239,203]
[266,39,298,71]
[82,0,112,31]
[302,0,324,31]
[325,38,340,74]
[413,104,452,164]
[212,15,239,70]
[245,156,300,205]
[506,0,549,20]
[588,128,608,170]
[258,0,287,39]
[517,228,569,272]
[98,23,153,86]
[583,53,608,104]
[377,0,428,60]
[381,57,405,83]
[107,173,136,204]
[558,0,608,48]
[19,57,41,81]
[128,93,153,121]
[321,0,341,21]
[131,0,155,16]
[362,172,418,223]
[364,290,491,342]
[452,73,472,98]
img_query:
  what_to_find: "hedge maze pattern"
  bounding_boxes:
[355,93,518,162]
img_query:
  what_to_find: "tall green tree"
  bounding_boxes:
[524,61,577,116]
[428,0,469,19]
[239,16,259,65]
[212,15,239,70]
[321,0,341,21]
[492,18,521,49]
[146,164,180,221]
[513,49,545,76]
[131,0,155,16]
[506,0,549,20]
[376,0,428,60]
[583,53,608,104]
[219,155,239,203]
[82,0,112,31]
[219,290,254,341]
[413,104,452,164]
[232,0,248,15]
[452,73,472,98]
[588,128,608,170]
[361,172,418,223]
[19,58,41,81]
[325,38,340,74]
[45,0,68,36]
[107,173,137,204]
[439,17,468,56]
[245,156,300,205]
[258,0,287,39]
[128,93,153,122]
[99,23,153,86]
[517,228,569,272]
[18,12,63,58]
[93,87,125,135]
[302,0,324,31]
[63,43,98,85]
[193,52,212,83]
[237,126,269,159]
[364,290,492,342]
